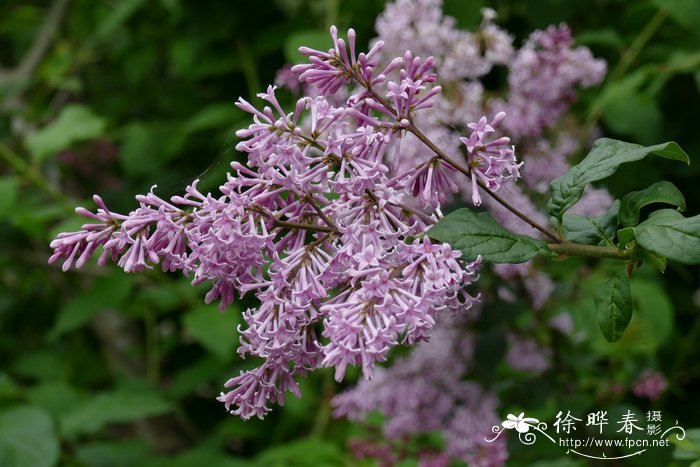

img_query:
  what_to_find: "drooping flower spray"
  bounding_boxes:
[49,23,529,420]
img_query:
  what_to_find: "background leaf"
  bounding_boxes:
[284,30,332,64]
[0,405,59,467]
[181,304,239,361]
[48,273,137,341]
[0,176,20,217]
[60,388,173,438]
[24,105,107,161]
[254,438,346,467]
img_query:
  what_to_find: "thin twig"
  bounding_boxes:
[0,0,71,86]
[306,195,339,230]
[359,83,561,242]
[547,242,631,260]
[388,201,436,225]
[273,219,337,234]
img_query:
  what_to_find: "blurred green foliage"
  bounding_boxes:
[1,0,699,465]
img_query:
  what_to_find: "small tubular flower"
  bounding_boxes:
[460,112,522,205]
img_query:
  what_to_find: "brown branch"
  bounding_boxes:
[547,242,631,260]
[0,0,71,87]
[358,80,561,243]
[273,219,337,233]
[305,195,339,230]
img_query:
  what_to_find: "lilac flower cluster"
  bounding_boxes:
[48,25,531,420]
[495,24,607,137]
[322,2,609,466]
[333,314,508,466]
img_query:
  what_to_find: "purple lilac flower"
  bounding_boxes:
[50,27,486,420]
[403,157,459,209]
[348,438,398,467]
[632,369,668,400]
[505,334,551,375]
[493,262,554,311]
[375,0,513,81]
[445,403,508,467]
[274,64,301,93]
[460,112,522,206]
[323,3,609,465]
[333,314,507,466]
[493,24,606,137]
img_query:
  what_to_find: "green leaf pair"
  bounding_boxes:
[548,138,689,223]
[616,180,694,270]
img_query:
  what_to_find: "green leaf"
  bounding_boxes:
[11,350,67,381]
[633,209,700,264]
[26,382,83,418]
[562,200,620,245]
[619,181,686,227]
[60,389,173,438]
[24,105,107,161]
[166,357,225,399]
[595,269,633,343]
[284,30,331,64]
[428,208,551,263]
[142,436,244,467]
[575,28,624,48]
[627,278,674,351]
[94,0,146,40]
[181,305,239,361]
[76,440,151,467]
[653,0,700,36]
[0,405,59,467]
[0,374,21,402]
[669,428,700,458]
[548,138,690,222]
[572,267,673,356]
